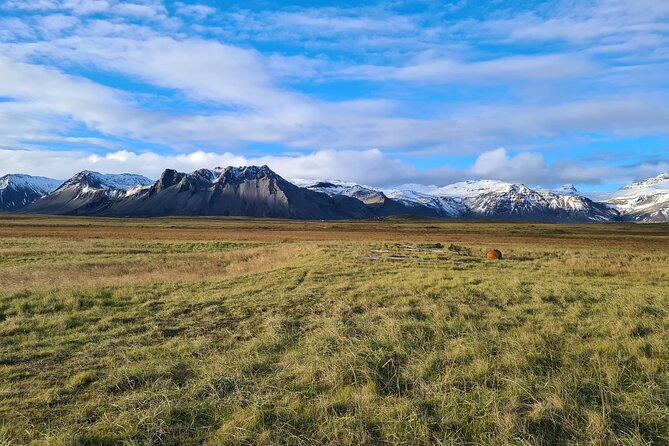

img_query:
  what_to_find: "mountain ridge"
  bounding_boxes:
[0,174,62,212]
[6,168,669,222]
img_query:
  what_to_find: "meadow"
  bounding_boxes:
[0,214,668,445]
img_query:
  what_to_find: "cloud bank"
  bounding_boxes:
[2,146,662,191]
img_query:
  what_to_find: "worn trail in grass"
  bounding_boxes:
[1,216,668,445]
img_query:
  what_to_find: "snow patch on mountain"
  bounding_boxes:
[0,174,62,194]
[59,171,153,192]
[603,172,669,222]
[294,177,616,221]
[293,179,387,204]
[432,179,514,199]
[383,188,465,216]
[534,184,581,196]
[53,171,154,202]
[0,174,63,211]
[436,180,616,220]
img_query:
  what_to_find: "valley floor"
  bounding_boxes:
[1,215,668,445]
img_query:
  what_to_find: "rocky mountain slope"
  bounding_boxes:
[0,174,62,211]
[107,166,371,218]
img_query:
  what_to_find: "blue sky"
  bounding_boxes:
[0,0,668,190]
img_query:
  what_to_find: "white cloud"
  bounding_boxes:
[336,54,597,83]
[0,57,110,123]
[2,0,60,11]
[507,0,669,44]
[63,0,110,15]
[0,56,155,139]
[1,50,668,155]
[0,17,36,40]
[473,0,669,63]
[174,2,215,18]
[111,2,164,19]
[17,31,307,111]
[0,146,650,189]
[38,14,80,37]
[0,147,428,185]
[2,0,167,18]
[271,8,417,34]
[471,148,546,181]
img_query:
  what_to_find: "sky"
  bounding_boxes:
[0,0,668,191]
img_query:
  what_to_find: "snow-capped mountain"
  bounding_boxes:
[25,171,153,215]
[0,174,62,211]
[294,179,387,205]
[533,184,581,196]
[381,189,465,217]
[12,167,669,222]
[604,172,669,222]
[300,178,616,222]
[433,179,618,222]
[296,179,463,217]
[58,171,154,193]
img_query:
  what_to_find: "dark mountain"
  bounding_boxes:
[106,166,372,219]
[25,166,372,219]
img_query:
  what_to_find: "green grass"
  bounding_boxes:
[0,216,668,445]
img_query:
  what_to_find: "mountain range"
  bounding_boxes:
[2,167,668,223]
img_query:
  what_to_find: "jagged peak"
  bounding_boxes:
[156,169,186,188]
[57,171,101,190]
[218,165,281,182]
[544,184,580,196]
[67,170,100,180]
[154,165,284,189]
[509,183,534,193]
[189,168,218,182]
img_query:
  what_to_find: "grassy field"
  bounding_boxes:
[1,214,668,445]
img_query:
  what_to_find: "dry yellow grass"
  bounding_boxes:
[0,215,668,445]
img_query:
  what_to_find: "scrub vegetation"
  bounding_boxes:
[1,215,668,445]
